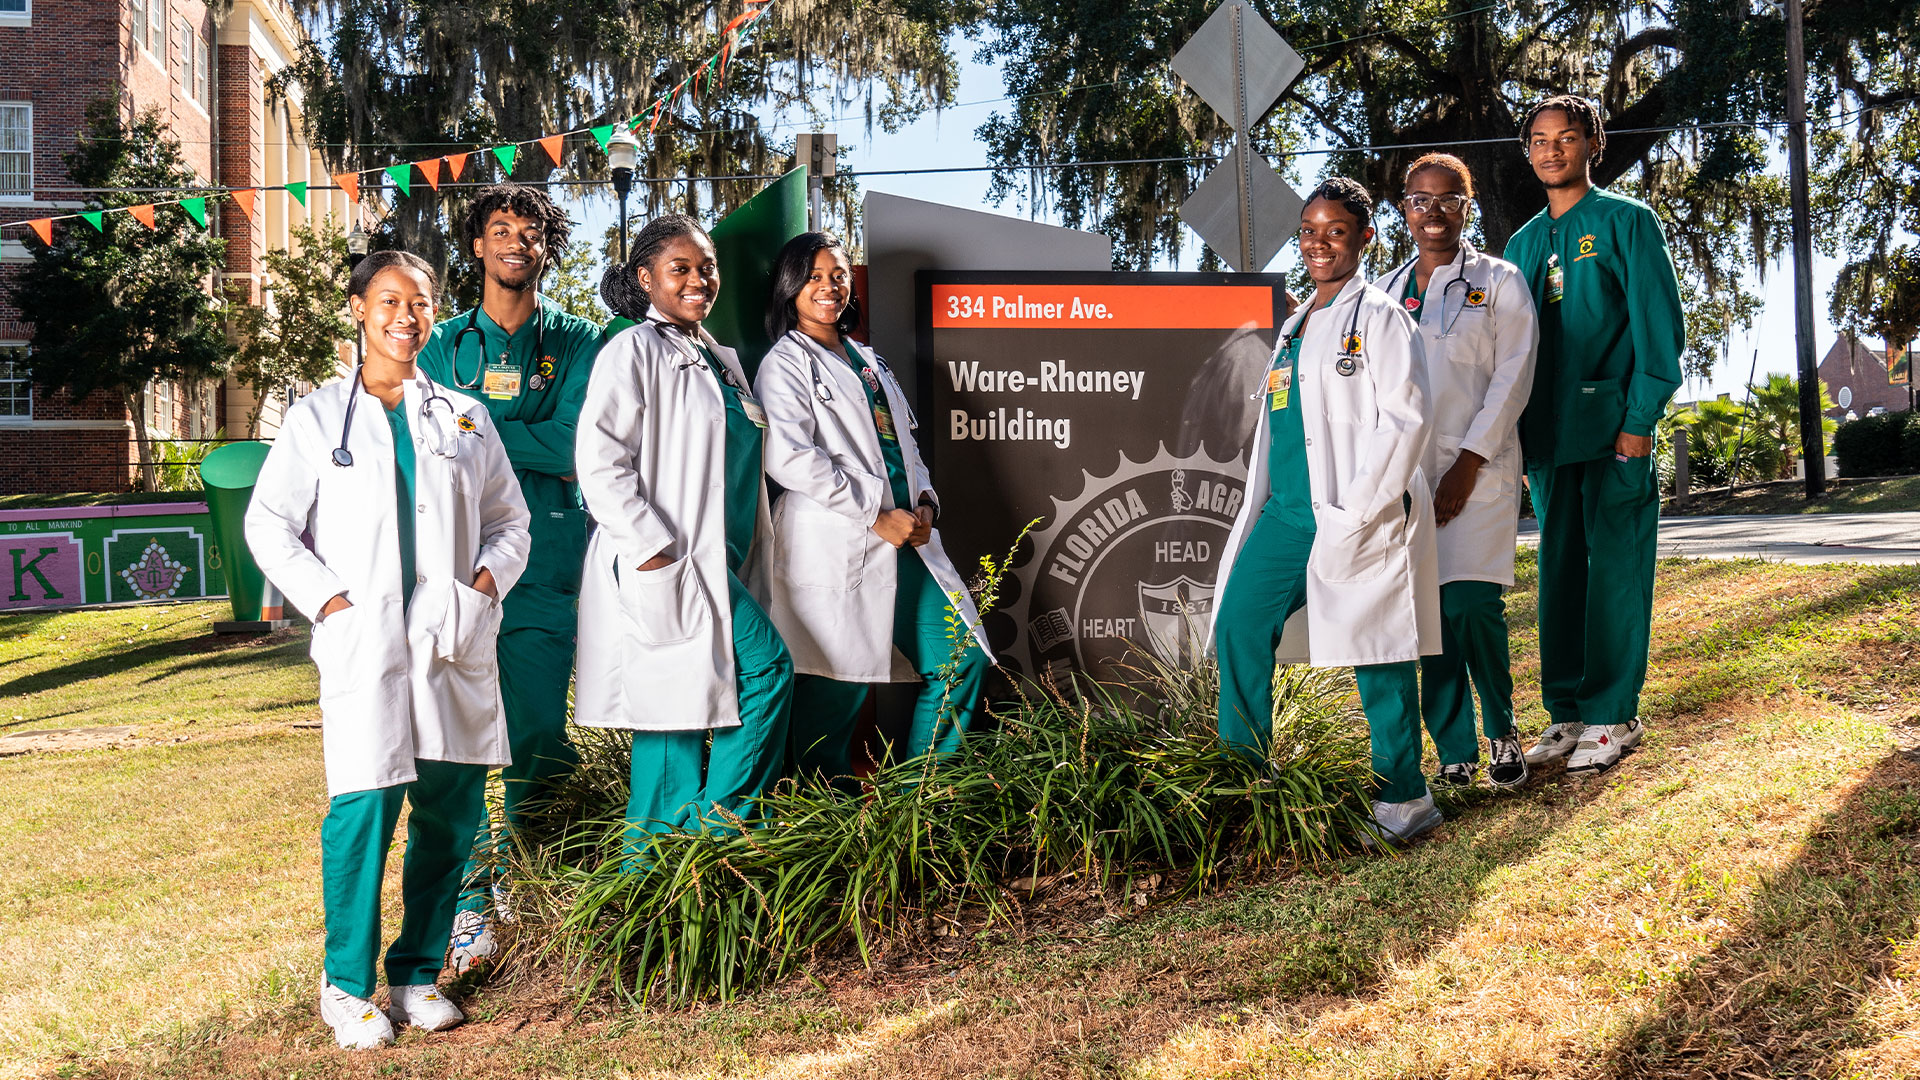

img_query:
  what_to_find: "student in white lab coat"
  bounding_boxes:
[1374,153,1539,790]
[753,233,993,788]
[1211,178,1445,848]
[574,214,793,844]
[245,250,532,1050]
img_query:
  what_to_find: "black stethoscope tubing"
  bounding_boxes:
[1384,248,1480,338]
[451,303,548,392]
[1275,284,1366,383]
[330,363,458,467]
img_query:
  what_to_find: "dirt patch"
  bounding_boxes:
[0,725,137,756]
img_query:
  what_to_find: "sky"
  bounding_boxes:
[571,42,1854,405]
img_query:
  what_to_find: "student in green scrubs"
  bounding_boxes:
[415,185,604,970]
[574,215,793,849]
[753,233,994,788]
[1212,179,1444,848]
[1504,95,1685,774]
[245,251,531,1049]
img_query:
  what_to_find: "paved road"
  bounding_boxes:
[1517,511,1920,564]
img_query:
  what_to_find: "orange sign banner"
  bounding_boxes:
[929,283,1274,330]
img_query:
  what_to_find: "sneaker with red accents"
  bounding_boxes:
[1566,719,1644,774]
[1523,721,1585,765]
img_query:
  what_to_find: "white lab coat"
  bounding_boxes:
[754,330,992,681]
[245,373,532,798]
[573,315,776,732]
[1212,276,1442,667]
[1374,244,1538,586]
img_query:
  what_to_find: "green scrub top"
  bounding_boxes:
[416,297,604,516]
[695,343,764,574]
[1264,330,1315,535]
[1401,268,1426,315]
[1504,186,1686,466]
[384,402,418,610]
[843,341,913,510]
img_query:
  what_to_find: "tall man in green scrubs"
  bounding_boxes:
[1504,96,1685,774]
[415,184,605,967]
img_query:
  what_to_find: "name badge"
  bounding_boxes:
[483,362,522,400]
[1547,253,1565,304]
[739,394,769,428]
[1267,364,1292,411]
[874,405,899,441]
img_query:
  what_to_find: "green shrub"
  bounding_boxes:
[501,663,1375,1006]
[1834,412,1913,477]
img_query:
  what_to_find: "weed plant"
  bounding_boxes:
[501,661,1374,1007]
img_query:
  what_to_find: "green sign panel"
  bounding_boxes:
[0,503,222,610]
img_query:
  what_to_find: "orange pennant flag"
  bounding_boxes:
[417,157,442,191]
[538,135,565,166]
[334,172,360,202]
[27,218,52,245]
[445,152,468,180]
[130,204,157,229]
[230,188,256,219]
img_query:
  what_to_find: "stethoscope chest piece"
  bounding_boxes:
[1334,356,1357,377]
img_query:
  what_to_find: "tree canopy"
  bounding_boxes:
[968,0,1920,377]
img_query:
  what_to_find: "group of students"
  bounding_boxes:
[245,191,990,1049]
[1212,93,1684,846]
[244,91,1684,1050]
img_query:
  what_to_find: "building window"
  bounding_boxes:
[0,0,28,21]
[148,378,175,438]
[0,346,30,420]
[130,0,145,48]
[178,19,193,95]
[149,0,165,63]
[0,103,29,201]
[194,31,210,108]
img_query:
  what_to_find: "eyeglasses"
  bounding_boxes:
[1402,193,1470,214]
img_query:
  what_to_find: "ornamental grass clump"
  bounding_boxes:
[504,659,1375,1007]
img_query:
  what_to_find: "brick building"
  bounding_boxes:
[0,0,352,494]
[1819,333,1912,421]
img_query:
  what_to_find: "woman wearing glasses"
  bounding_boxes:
[246,250,532,1050]
[1374,154,1538,791]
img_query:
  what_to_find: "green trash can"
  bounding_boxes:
[198,440,279,626]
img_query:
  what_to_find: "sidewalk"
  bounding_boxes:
[1518,511,1920,564]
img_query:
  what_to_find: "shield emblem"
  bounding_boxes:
[1138,575,1216,668]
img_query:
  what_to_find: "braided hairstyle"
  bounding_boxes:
[600,213,711,321]
[1521,94,1607,165]
[1303,176,1374,227]
[460,183,573,263]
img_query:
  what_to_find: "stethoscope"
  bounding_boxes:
[797,331,917,428]
[450,301,552,392]
[1269,286,1366,385]
[331,363,462,467]
[1383,248,1482,338]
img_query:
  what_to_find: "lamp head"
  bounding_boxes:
[609,126,638,198]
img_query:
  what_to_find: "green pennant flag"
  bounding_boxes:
[385,163,413,197]
[286,180,308,206]
[81,211,105,232]
[591,124,615,150]
[492,145,518,174]
[181,197,209,228]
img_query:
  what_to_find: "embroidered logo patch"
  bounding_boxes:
[1574,233,1600,263]
[1342,331,1364,355]
[1465,288,1488,306]
[537,358,555,379]
[456,415,478,433]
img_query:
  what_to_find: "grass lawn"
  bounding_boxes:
[7,557,1920,1078]
[0,491,209,512]
[1662,473,1920,516]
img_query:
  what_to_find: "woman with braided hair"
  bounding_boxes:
[573,214,794,847]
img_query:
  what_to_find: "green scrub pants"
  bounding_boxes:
[788,546,990,786]
[1528,455,1658,729]
[322,759,488,999]
[456,583,580,915]
[1214,511,1427,804]
[625,571,793,843]
[1418,580,1515,765]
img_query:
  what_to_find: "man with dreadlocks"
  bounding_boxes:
[1504,95,1685,776]
[416,183,605,969]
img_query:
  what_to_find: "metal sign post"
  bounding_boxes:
[796,132,837,231]
[1172,0,1305,272]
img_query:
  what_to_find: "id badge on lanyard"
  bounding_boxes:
[1547,253,1565,304]
[1268,356,1293,411]
[483,360,522,400]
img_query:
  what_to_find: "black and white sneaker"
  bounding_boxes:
[1487,732,1530,789]
[1437,761,1477,788]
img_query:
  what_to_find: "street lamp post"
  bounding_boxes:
[608,126,638,265]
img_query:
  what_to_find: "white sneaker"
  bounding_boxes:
[1487,732,1530,789]
[1524,722,1585,765]
[1359,793,1445,849]
[1566,719,1644,774]
[319,975,395,1050]
[448,909,499,974]
[388,983,465,1031]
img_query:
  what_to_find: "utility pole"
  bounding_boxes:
[1785,0,1826,497]
[796,132,836,231]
